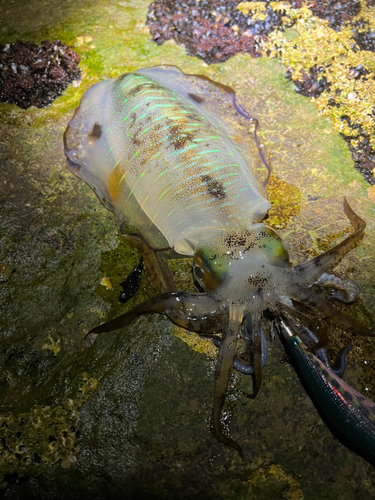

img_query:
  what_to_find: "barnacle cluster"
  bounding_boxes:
[0,373,98,489]
[0,40,81,109]
[146,0,285,63]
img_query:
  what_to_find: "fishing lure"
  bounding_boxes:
[276,317,375,463]
[64,65,374,456]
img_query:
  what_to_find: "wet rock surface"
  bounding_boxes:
[0,0,375,498]
[0,40,81,108]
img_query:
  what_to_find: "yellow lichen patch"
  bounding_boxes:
[77,372,99,402]
[42,333,61,356]
[266,174,302,229]
[247,463,304,500]
[172,325,217,359]
[100,276,113,290]
[237,1,266,15]
[0,373,97,488]
[349,179,362,190]
[264,0,375,152]
[368,185,375,202]
[270,1,291,13]
[253,11,268,21]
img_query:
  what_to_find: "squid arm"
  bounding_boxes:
[314,272,360,304]
[209,321,268,375]
[83,292,225,347]
[295,323,351,377]
[210,314,244,458]
[293,198,365,284]
[242,313,263,399]
[289,284,375,337]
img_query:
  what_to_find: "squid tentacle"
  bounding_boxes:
[210,337,254,374]
[286,322,351,377]
[242,312,263,398]
[293,198,365,285]
[324,345,351,377]
[210,321,268,375]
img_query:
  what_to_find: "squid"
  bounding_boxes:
[64,65,374,457]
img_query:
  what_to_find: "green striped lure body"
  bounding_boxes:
[278,318,375,463]
[64,65,270,255]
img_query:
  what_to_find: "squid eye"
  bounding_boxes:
[194,264,206,283]
[193,255,222,292]
[193,254,212,289]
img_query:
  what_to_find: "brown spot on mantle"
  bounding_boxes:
[89,122,102,140]
[202,174,226,200]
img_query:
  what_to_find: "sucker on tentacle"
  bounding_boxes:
[315,272,360,304]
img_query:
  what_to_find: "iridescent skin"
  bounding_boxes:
[64,66,270,254]
[64,66,374,457]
